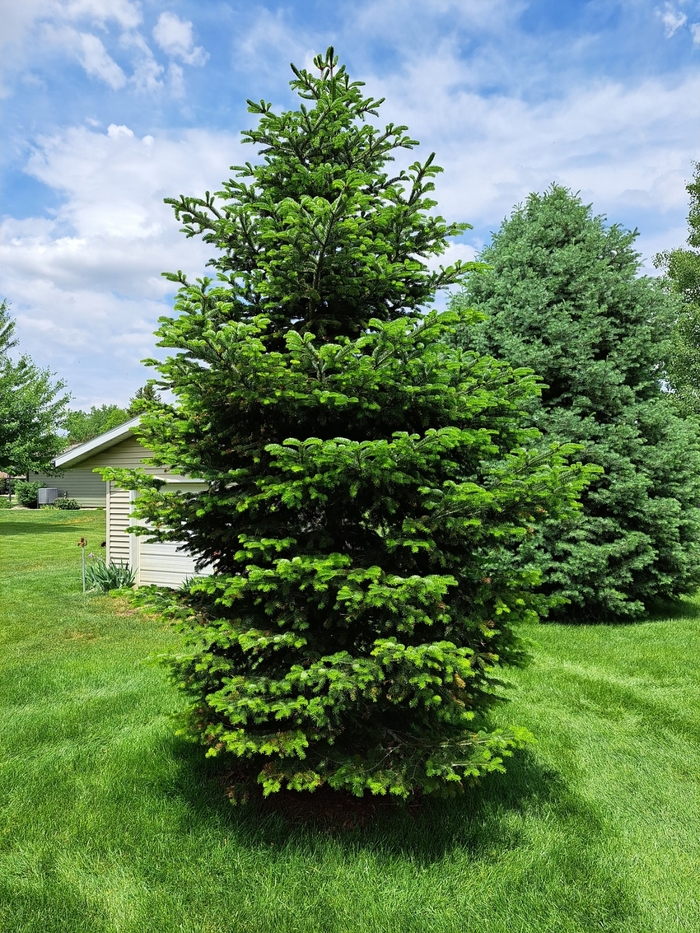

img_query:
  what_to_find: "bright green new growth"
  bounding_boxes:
[106,51,591,798]
[452,186,700,620]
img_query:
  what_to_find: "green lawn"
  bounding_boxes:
[1,509,700,932]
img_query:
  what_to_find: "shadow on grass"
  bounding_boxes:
[166,738,575,861]
[0,520,86,535]
[154,737,642,928]
[644,595,700,622]
[543,594,700,627]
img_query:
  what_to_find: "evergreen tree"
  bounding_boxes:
[106,52,590,798]
[452,186,700,620]
[128,383,162,415]
[655,161,700,415]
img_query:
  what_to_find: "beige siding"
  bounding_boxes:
[29,468,106,507]
[31,436,160,507]
[106,484,132,566]
[138,539,211,588]
[135,483,212,587]
[82,436,158,473]
[86,433,210,587]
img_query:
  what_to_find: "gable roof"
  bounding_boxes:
[54,416,142,469]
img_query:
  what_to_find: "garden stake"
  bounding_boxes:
[78,537,87,593]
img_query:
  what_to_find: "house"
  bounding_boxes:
[53,417,210,588]
[28,459,107,507]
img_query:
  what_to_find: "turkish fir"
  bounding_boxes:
[104,52,590,798]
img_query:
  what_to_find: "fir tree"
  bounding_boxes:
[452,186,700,620]
[105,52,590,798]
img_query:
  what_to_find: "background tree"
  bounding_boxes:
[452,186,700,620]
[127,383,162,416]
[655,161,700,415]
[64,404,130,445]
[64,385,163,444]
[0,301,69,476]
[105,51,590,799]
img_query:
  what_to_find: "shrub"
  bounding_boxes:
[85,559,135,592]
[54,498,80,510]
[14,480,42,508]
[0,496,11,509]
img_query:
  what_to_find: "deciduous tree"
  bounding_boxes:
[65,404,130,445]
[0,302,69,476]
[655,161,700,415]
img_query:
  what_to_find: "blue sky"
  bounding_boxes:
[1,0,699,408]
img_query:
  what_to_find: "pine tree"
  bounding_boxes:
[106,52,590,798]
[452,186,700,620]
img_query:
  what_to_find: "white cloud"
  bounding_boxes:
[656,3,687,37]
[107,123,134,138]
[427,242,478,273]
[168,62,185,98]
[0,125,240,403]
[0,0,141,55]
[363,50,700,276]
[0,0,47,50]
[0,0,143,92]
[40,24,127,89]
[77,31,127,88]
[234,8,311,77]
[120,30,165,92]
[153,12,208,66]
[38,20,172,97]
[691,22,700,44]
[350,0,523,44]
[58,0,142,31]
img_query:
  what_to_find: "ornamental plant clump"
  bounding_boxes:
[452,186,700,620]
[104,50,591,799]
[85,558,135,592]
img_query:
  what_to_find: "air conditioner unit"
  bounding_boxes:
[38,488,59,505]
